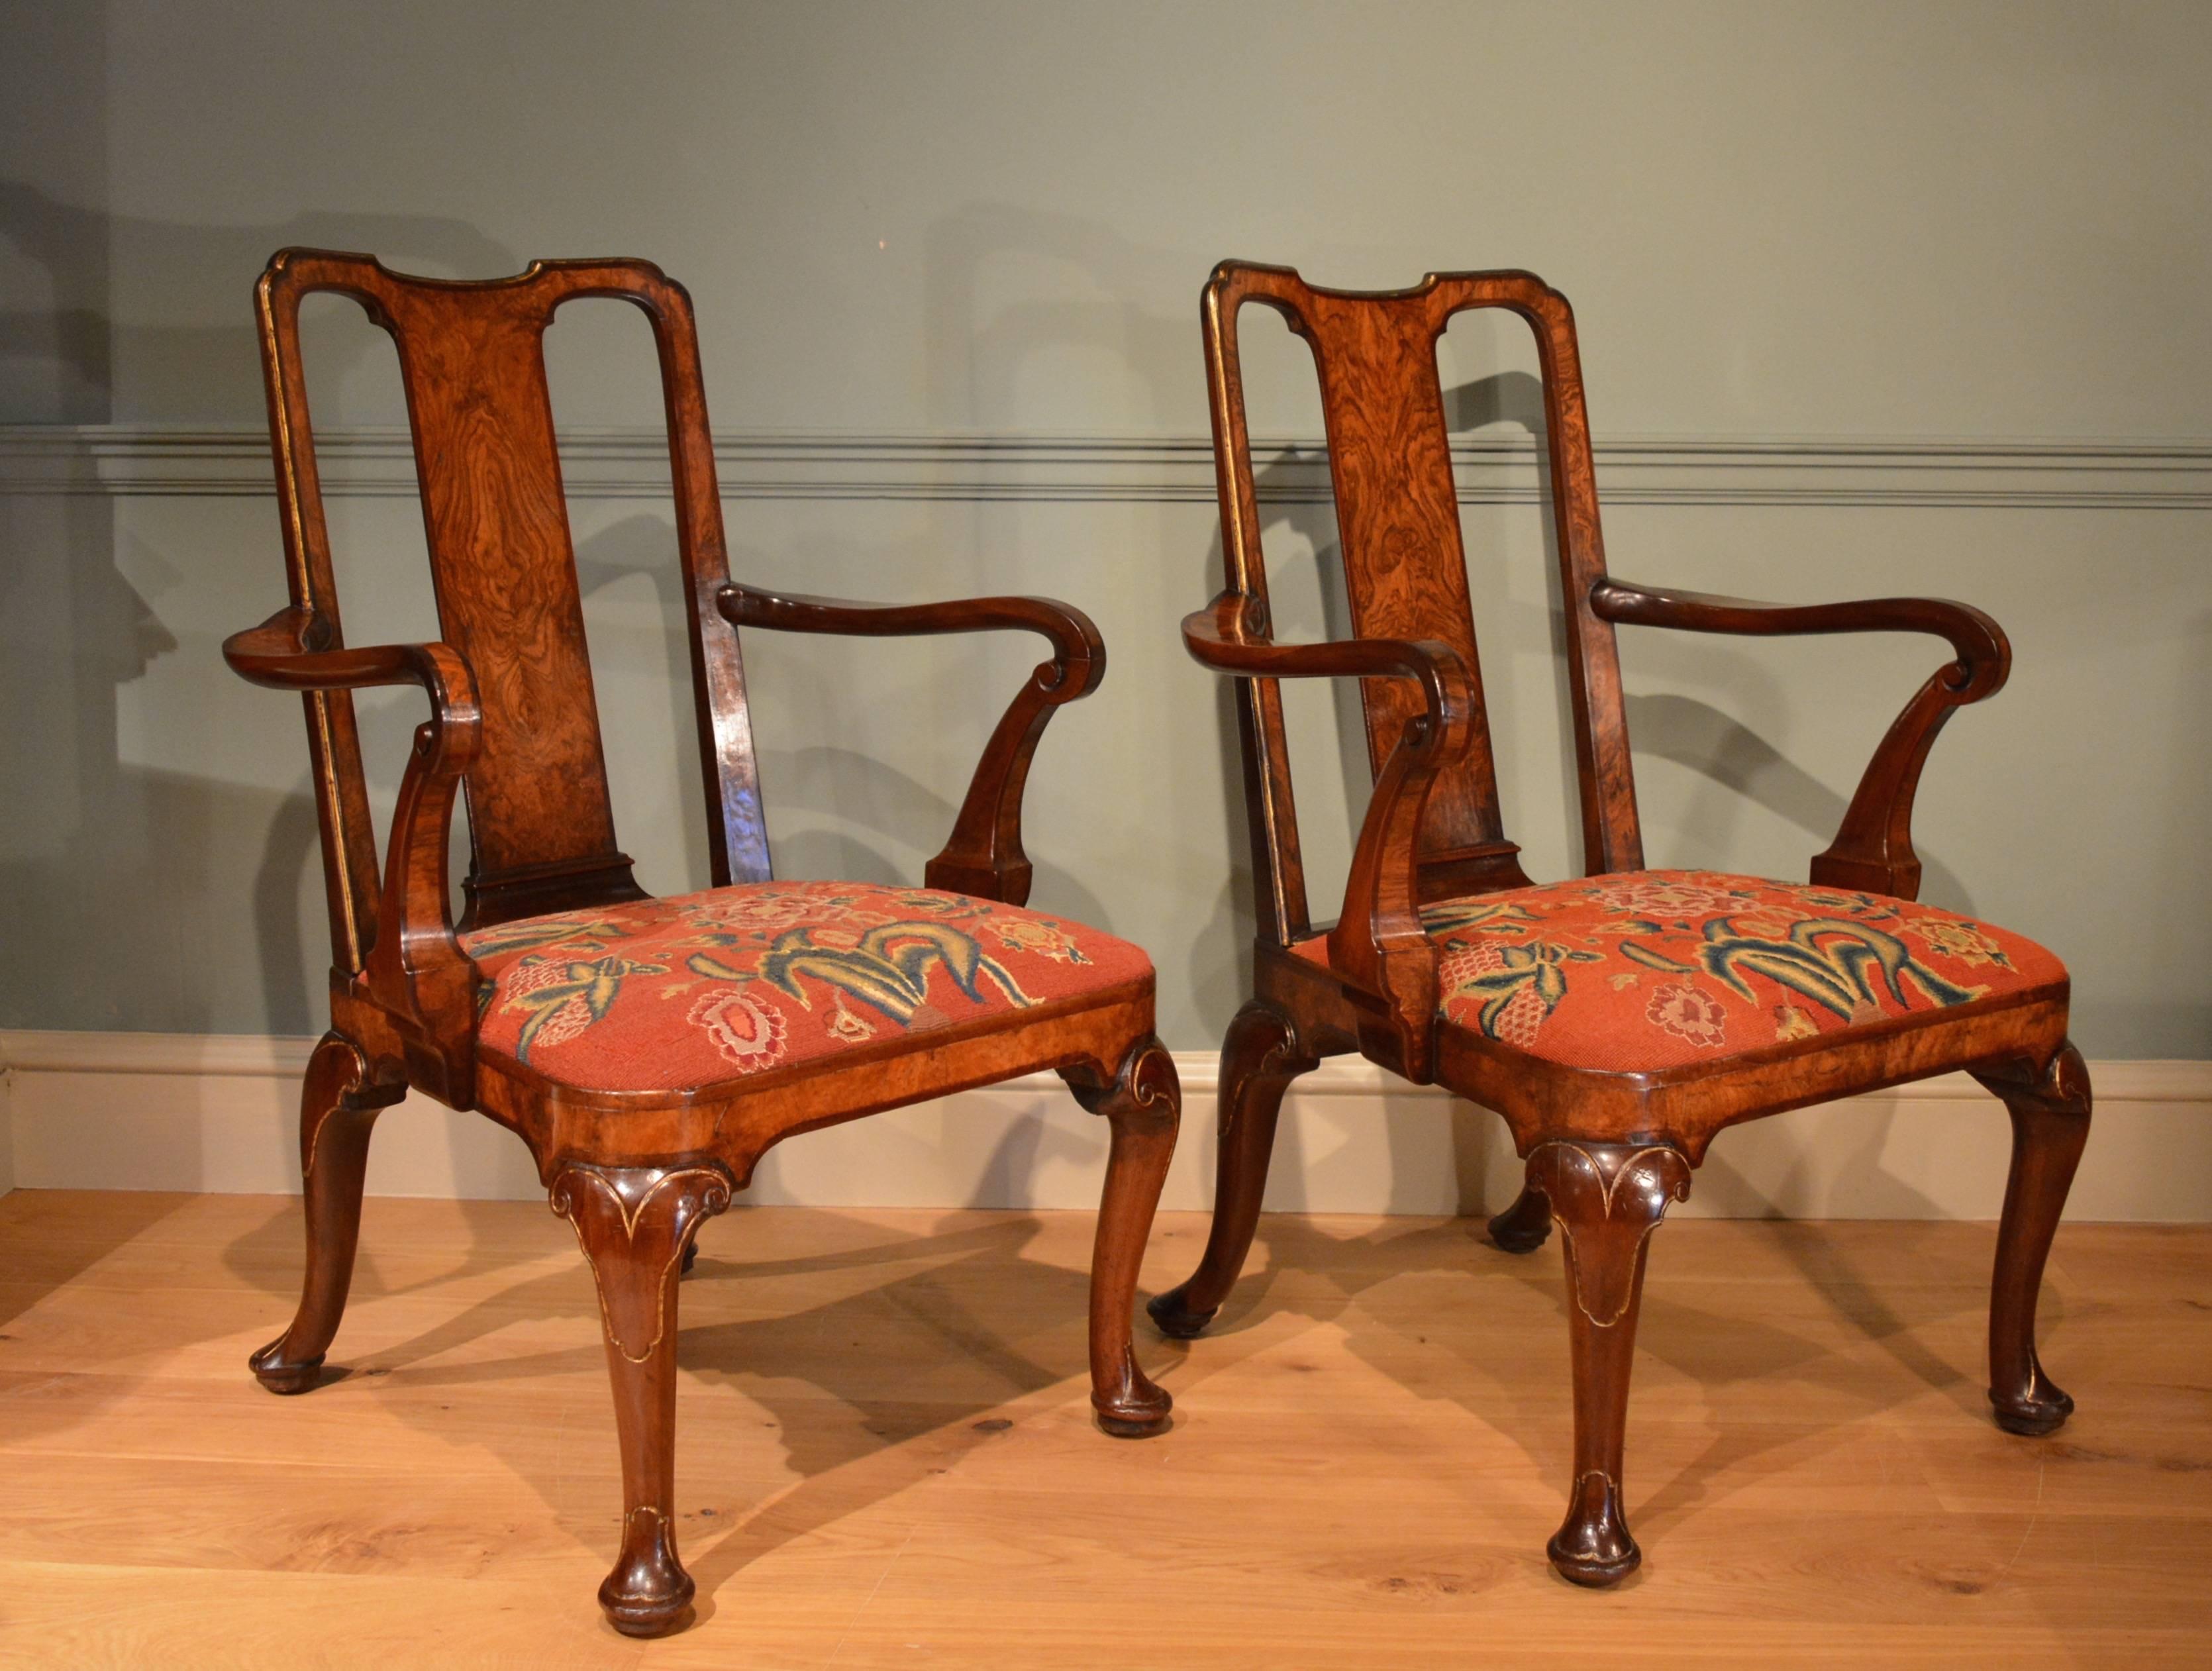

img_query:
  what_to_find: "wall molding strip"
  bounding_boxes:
[5,425,2211,509]
[4,1031,2206,1220]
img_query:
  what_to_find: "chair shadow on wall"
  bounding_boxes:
[564,511,1113,935]
[0,176,529,1052]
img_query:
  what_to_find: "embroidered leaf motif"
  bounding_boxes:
[733,919,1038,1025]
[1621,916,1984,1021]
[462,917,628,958]
[1421,900,1540,938]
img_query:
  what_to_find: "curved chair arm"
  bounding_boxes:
[1591,578,2011,899]
[1184,595,1479,1080]
[717,582,1105,905]
[225,607,483,1094]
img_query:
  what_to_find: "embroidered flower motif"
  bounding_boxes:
[1647,982,1728,1048]
[453,880,1148,1094]
[1441,945,1546,1046]
[502,958,567,999]
[1774,1004,1820,1042]
[692,892,820,931]
[687,987,788,1071]
[987,916,1089,963]
[1440,940,1599,1047]
[1907,917,2013,970]
[1437,944,1492,990]
[493,952,670,1061]
[1587,880,1744,921]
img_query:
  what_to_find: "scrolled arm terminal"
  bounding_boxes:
[1591,578,2011,898]
[717,582,1105,904]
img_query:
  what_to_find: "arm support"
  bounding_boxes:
[1591,578,2010,898]
[224,607,483,1091]
[1184,595,1478,1080]
[717,582,1105,905]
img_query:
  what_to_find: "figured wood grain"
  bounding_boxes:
[0,1193,2205,1668]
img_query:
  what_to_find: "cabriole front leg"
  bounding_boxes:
[552,1162,734,1637]
[1527,1140,1691,1587]
[250,1031,405,1393]
[1972,1042,2091,1437]
[1146,1002,1315,1339]
[1066,1037,1181,1435]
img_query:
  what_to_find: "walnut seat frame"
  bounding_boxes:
[1150,262,2087,1586]
[225,250,1179,1636]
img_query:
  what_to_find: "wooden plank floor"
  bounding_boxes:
[0,1191,2205,1666]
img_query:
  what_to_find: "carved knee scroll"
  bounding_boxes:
[1064,1037,1180,1436]
[552,1165,733,1363]
[1531,1144,1692,1328]
[552,1162,734,1637]
[1527,1141,1692,1587]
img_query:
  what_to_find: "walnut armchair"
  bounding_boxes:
[1152,262,2087,1586]
[225,250,1179,1636]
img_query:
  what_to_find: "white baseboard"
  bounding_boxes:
[1,1031,2205,1220]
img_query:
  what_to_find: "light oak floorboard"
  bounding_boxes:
[0,1191,2205,1666]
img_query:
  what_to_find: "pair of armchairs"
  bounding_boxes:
[227,250,2086,1635]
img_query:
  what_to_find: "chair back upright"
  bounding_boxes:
[1200,262,1645,946]
[254,250,772,967]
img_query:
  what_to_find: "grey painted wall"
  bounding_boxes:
[4,0,2208,1056]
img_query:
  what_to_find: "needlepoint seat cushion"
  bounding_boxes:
[1291,870,2067,1073]
[462,882,1154,1093]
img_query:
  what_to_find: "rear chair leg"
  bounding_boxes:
[1066,1036,1181,1435]
[1972,1042,2092,1437]
[1487,1183,1553,1254]
[1146,1002,1315,1339]
[1528,1140,1691,1587]
[250,1031,405,1393]
[552,1162,733,1637]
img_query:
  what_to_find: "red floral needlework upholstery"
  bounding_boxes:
[1293,870,2066,1072]
[462,883,1152,1093]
